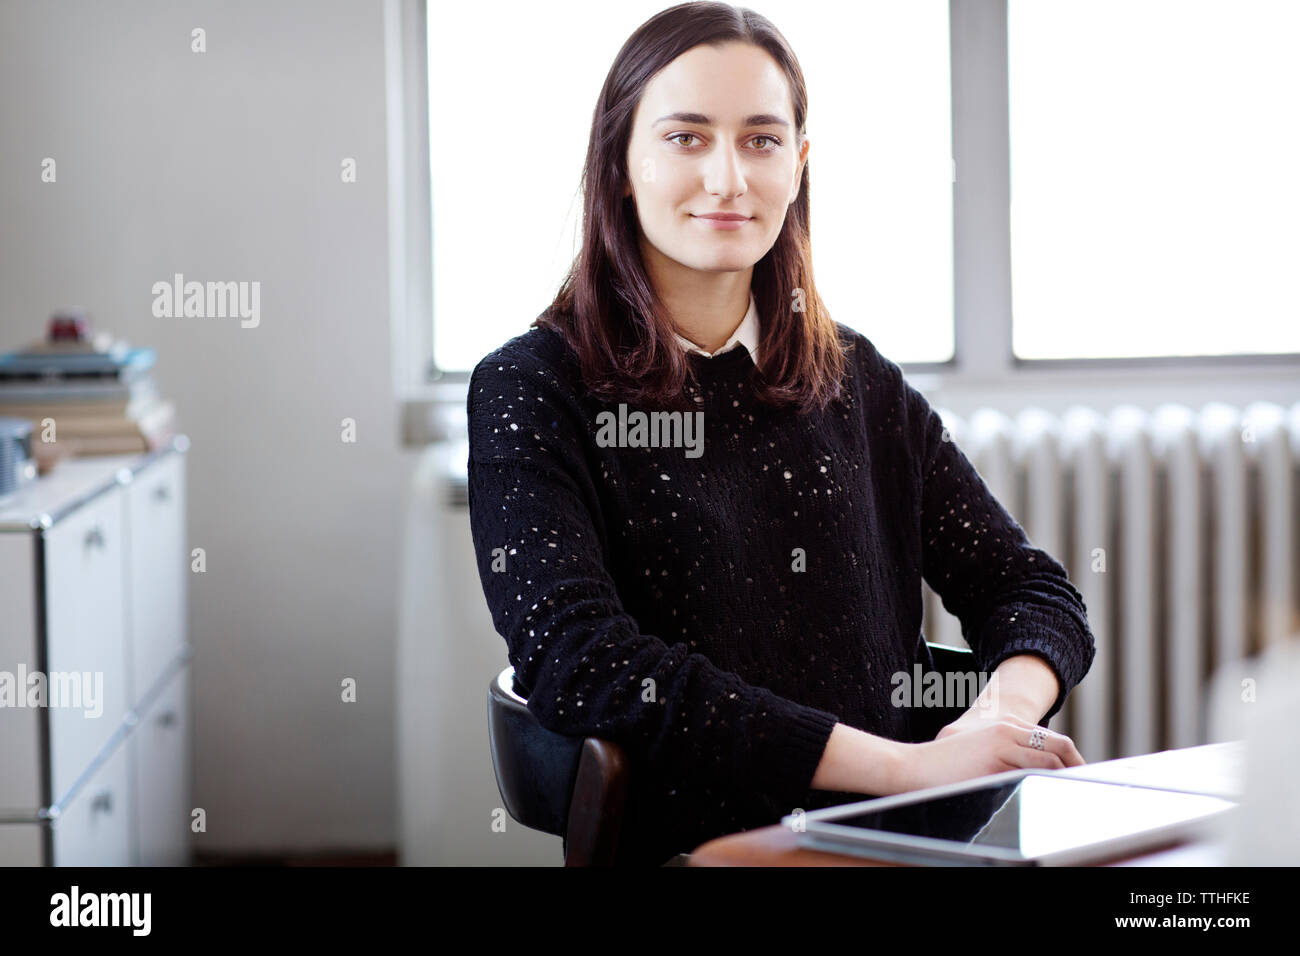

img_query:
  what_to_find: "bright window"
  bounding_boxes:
[1009,0,1300,359]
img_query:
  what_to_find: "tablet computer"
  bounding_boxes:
[784,770,1237,866]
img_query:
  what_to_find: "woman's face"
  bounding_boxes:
[624,41,809,277]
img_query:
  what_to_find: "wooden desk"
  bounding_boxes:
[688,742,1243,867]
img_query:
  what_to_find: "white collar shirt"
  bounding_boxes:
[672,291,760,366]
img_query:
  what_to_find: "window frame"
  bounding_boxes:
[390,0,1300,444]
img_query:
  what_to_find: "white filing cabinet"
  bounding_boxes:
[0,435,192,865]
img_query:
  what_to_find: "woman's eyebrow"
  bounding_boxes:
[651,111,789,128]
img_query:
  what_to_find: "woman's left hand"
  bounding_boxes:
[936,711,1085,768]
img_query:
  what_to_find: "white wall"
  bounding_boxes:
[0,0,411,852]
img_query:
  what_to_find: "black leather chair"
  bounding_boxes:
[486,639,981,866]
[486,667,628,866]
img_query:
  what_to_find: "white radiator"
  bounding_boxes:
[923,401,1300,763]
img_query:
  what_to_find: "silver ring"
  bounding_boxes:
[1027,728,1048,751]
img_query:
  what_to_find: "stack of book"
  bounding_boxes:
[0,318,176,465]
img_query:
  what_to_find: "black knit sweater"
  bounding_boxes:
[466,321,1095,866]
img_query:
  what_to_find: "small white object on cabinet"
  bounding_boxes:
[0,436,192,865]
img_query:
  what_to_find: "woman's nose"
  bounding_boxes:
[704,143,746,200]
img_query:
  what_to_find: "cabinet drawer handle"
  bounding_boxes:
[90,790,113,815]
[155,710,177,728]
[152,484,171,502]
[83,524,105,550]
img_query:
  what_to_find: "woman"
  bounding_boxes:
[466,1,1093,866]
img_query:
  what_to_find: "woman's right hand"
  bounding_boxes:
[893,715,1085,793]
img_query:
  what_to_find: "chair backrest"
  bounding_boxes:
[486,667,584,837]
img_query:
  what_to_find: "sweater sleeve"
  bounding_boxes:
[465,345,840,810]
[888,356,1096,722]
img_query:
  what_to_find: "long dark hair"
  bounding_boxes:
[535,1,848,414]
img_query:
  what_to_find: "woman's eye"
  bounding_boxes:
[668,133,781,151]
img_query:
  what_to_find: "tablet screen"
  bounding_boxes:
[819,775,1235,859]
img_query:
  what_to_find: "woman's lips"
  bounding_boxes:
[691,214,750,231]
